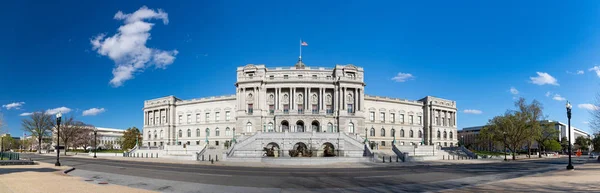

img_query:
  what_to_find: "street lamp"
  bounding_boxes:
[461,135,464,147]
[364,128,368,144]
[55,112,62,166]
[566,101,574,170]
[93,127,98,158]
[503,131,507,161]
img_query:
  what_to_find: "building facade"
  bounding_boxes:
[142,60,458,152]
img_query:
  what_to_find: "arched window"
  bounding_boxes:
[327,123,333,133]
[246,122,252,132]
[391,128,396,137]
[160,130,163,138]
[206,128,210,137]
[268,123,274,132]
[226,127,231,136]
[449,132,453,139]
[196,129,200,137]
[437,130,441,138]
[153,131,157,139]
[418,130,422,138]
[380,128,386,137]
[443,131,447,139]
[216,128,220,136]
[370,128,375,136]
[348,122,355,133]
[187,129,191,137]
[178,130,182,138]
[400,129,405,137]
[409,130,414,138]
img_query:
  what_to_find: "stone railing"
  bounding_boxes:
[195,143,208,161]
[392,144,407,162]
[460,145,477,159]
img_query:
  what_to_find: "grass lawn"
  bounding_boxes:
[67,149,125,153]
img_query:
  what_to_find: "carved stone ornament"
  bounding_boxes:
[326,94,332,104]
[282,94,289,104]
[311,94,318,104]
[268,94,274,104]
[347,94,354,104]
[297,94,304,104]
[246,93,254,102]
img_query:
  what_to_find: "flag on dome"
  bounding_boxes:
[301,41,308,46]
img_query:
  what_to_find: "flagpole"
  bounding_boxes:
[299,39,302,60]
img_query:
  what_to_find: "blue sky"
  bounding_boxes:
[1,0,600,136]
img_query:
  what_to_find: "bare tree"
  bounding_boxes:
[74,127,93,151]
[590,93,600,134]
[55,115,86,155]
[21,112,54,154]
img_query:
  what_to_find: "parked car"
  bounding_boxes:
[589,152,598,159]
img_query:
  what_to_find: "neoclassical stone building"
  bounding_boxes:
[142,60,458,155]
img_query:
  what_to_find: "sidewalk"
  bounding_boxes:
[442,161,600,192]
[29,152,502,168]
[0,162,156,193]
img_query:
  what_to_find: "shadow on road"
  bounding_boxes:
[0,168,59,176]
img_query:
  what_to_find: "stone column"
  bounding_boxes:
[291,87,295,110]
[320,88,324,111]
[354,88,357,113]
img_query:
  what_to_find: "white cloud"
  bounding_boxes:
[583,121,590,125]
[577,70,584,75]
[45,107,72,115]
[545,91,551,97]
[91,6,178,87]
[510,87,519,95]
[391,72,414,82]
[463,109,483,114]
[530,72,559,86]
[19,112,33,116]
[578,103,599,111]
[552,94,566,101]
[589,66,600,77]
[566,70,585,75]
[2,102,25,110]
[82,108,106,116]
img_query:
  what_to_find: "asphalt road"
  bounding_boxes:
[21,154,589,192]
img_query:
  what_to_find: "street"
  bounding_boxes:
[21,154,590,192]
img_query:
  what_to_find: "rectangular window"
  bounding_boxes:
[269,75,274,80]
[400,114,405,124]
[326,105,333,115]
[435,117,439,125]
[215,141,220,146]
[380,112,385,122]
[178,115,182,124]
[205,113,210,122]
[326,75,332,80]
[391,113,395,123]
[196,114,200,123]
[187,114,191,123]
[269,105,275,114]
[442,117,446,126]
[382,141,386,147]
[284,104,289,114]
[248,104,253,114]
[370,112,375,122]
[312,75,318,79]
[418,116,422,125]
[215,112,220,121]
[284,75,289,79]
[312,104,318,114]
[150,117,153,125]
[298,104,304,114]
[162,116,166,124]
[347,104,353,114]
[196,141,200,145]
[448,118,451,126]
[409,115,414,124]
[226,111,231,121]
[298,75,303,79]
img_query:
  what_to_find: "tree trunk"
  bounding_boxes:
[538,145,543,158]
[38,137,42,154]
[527,142,531,158]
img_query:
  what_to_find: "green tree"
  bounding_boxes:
[486,112,530,160]
[514,98,545,158]
[1,135,16,151]
[21,112,54,154]
[543,139,562,152]
[560,136,570,153]
[122,127,142,150]
[592,134,600,152]
[575,136,592,151]
[535,122,559,157]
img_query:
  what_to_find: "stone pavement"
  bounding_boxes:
[441,160,600,192]
[0,162,156,193]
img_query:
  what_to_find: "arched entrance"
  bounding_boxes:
[322,142,336,157]
[289,142,312,157]
[312,120,320,132]
[281,120,289,132]
[296,120,305,132]
[263,142,280,157]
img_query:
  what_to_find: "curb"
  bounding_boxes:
[63,167,76,174]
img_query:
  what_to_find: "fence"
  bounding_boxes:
[0,152,20,160]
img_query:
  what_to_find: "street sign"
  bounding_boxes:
[55,146,65,150]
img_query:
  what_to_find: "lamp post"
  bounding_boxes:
[364,128,368,144]
[503,131,507,161]
[461,135,464,147]
[55,112,62,166]
[93,127,98,158]
[232,128,236,143]
[566,101,574,170]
